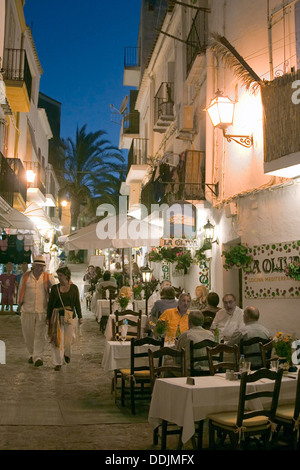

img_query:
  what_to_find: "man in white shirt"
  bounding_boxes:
[147,280,171,311]
[17,256,55,367]
[177,310,215,374]
[211,293,244,341]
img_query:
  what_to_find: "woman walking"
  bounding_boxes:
[47,266,82,371]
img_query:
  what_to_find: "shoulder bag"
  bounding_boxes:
[57,285,73,324]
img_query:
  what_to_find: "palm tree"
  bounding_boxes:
[60,124,125,228]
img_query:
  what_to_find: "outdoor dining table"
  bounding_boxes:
[95,299,110,322]
[104,313,148,340]
[148,371,299,445]
[101,340,160,377]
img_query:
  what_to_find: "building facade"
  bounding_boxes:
[120,0,300,336]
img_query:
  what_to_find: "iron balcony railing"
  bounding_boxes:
[6,158,27,203]
[3,48,32,101]
[123,111,140,135]
[154,82,174,125]
[127,138,149,170]
[0,153,22,207]
[186,8,209,76]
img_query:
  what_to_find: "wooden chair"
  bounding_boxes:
[207,343,240,375]
[190,339,219,376]
[275,369,300,450]
[119,337,163,415]
[111,317,141,341]
[99,287,118,332]
[207,368,284,450]
[239,336,271,370]
[148,347,187,450]
[259,340,277,368]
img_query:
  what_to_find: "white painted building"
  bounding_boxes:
[120,0,300,336]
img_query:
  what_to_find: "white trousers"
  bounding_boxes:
[21,312,47,363]
[51,317,76,366]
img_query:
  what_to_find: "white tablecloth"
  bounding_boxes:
[104,314,148,340]
[102,340,160,376]
[95,300,110,322]
[133,300,146,314]
[148,373,298,444]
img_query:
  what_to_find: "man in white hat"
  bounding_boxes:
[17,255,56,367]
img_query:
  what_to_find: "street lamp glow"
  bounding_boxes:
[26,169,36,183]
[61,200,68,207]
[206,90,235,129]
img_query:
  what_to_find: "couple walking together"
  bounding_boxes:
[17,256,82,371]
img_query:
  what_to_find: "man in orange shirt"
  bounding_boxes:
[159,293,191,339]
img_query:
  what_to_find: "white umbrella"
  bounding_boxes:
[65,215,162,250]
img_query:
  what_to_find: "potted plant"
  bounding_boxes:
[149,246,193,274]
[222,244,253,272]
[284,261,300,281]
[133,282,144,300]
[273,332,295,367]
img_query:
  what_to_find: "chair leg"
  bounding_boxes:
[121,376,125,407]
[196,420,204,450]
[161,420,168,450]
[153,428,159,445]
[130,378,136,415]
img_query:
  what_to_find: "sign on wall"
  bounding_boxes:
[244,240,300,299]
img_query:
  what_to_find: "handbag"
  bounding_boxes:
[57,285,73,324]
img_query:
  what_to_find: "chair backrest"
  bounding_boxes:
[240,336,270,370]
[237,368,283,427]
[112,317,141,340]
[207,343,240,375]
[130,337,164,376]
[148,346,186,388]
[259,340,276,368]
[115,309,142,319]
[101,286,118,299]
[190,339,219,376]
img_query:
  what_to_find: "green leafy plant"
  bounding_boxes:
[117,294,130,310]
[149,319,168,337]
[284,261,300,281]
[194,240,212,264]
[222,244,253,272]
[273,332,295,363]
[133,282,144,299]
[148,247,193,274]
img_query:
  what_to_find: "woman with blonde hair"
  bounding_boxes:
[191,285,208,311]
[112,285,133,313]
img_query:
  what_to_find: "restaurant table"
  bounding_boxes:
[102,340,160,377]
[104,313,148,340]
[95,299,110,322]
[148,372,298,445]
[133,300,146,314]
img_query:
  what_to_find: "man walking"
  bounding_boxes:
[17,256,55,367]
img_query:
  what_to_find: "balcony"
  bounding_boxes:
[126,138,149,185]
[3,48,32,112]
[119,90,140,149]
[24,161,46,205]
[262,70,300,178]
[153,82,175,133]
[6,158,27,212]
[123,47,140,87]
[186,8,209,80]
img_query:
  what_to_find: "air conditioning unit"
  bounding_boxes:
[178,105,194,132]
[162,152,179,167]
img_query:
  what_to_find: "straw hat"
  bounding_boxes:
[32,255,46,266]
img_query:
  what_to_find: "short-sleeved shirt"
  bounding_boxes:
[159,308,189,338]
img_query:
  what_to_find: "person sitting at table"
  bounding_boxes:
[201,292,221,330]
[226,306,272,367]
[210,293,244,342]
[149,286,178,323]
[112,286,134,313]
[176,309,215,374]
[95,271,118,299]
[147,279,172,311]
[191,285,208,311]
[158,293,191,339]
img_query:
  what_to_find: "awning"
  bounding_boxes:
[0,207,35,230]
[24,201,54,231]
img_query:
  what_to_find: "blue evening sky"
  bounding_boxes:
[24,0,141,152]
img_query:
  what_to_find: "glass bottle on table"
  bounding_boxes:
[175,324,181,340]
[239,354,246,374]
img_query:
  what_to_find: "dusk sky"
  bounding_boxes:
[24,0,141,153]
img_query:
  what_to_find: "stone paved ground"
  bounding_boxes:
[0,263,189,452]
[0,264,294,453]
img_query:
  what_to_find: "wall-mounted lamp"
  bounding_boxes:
[26,169,36,183]
[61,200,68,207]
[204,219,219,245]
[206,90,253,148]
